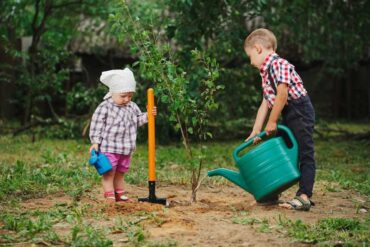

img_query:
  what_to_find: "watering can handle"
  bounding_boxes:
[277,125,298,160]
[233,131,267,162]
[89,149,98,165]
[233,125,297,162]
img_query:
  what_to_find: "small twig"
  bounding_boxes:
[34,240,52,246]
[130,216,149,225]
[82,118,91,137]
[193,174,208,194]
[46,97,60,121]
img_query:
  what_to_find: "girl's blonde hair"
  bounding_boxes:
[244,28,277,51]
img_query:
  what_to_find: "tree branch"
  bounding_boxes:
[46,97,61,121]
[52,0,84,10]
[31,0,41,34]
[30,0,52,54]
[13,119,58,136]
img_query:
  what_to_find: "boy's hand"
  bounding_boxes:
[265,121,277,136]
[89,143,99,153]
[245,130,262,144]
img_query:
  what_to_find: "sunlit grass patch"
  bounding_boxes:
[315,139,370,196]
[0,143,99,202]
[276,215,369,245]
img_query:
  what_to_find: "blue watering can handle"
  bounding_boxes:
[233,125,297,161]
[89,149,99,165]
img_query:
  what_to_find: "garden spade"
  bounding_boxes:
[138,88,167,205]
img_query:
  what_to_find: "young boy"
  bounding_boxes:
[89,68,156,203]
[244,28,316,211]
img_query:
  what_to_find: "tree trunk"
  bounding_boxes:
[24,48,37,124]
[23,1,52,124]
[23,92,32,124]
[346,70,353,119]
[368,78,370,117]
[332,76,341,118]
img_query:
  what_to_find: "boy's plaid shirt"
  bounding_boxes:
[89,98,148,155]
[260,53,307,108]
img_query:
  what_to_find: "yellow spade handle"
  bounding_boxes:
[147,88,156,181]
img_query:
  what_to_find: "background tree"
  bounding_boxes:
[0,0,108,136]
[259,0,370,119]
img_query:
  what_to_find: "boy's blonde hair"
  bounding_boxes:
[244,28,277,51]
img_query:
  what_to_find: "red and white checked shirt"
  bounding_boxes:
[89,98,148,155]
[260,53,307,108]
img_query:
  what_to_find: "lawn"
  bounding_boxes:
[0,122,369,246]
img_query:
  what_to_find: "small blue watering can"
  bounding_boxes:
[88,149,112,175]
[208,125,300,201]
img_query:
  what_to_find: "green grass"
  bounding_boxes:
[232,212,369,245]
[0,203,111,246]
[315,139,370,196]
[0,139,99,202]
[0,122,369,245]
[276,215,369,246]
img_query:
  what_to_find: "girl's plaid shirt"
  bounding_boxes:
[89,98,148,155]
[260,53,307,109]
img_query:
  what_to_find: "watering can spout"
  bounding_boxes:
[208,168,251,193]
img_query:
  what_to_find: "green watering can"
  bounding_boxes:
[208,125,300,201]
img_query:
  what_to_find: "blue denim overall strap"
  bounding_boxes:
[267,55,279,93]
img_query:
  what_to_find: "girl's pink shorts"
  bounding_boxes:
[102,152,131,173]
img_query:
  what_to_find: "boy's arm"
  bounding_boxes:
[265,83,288,135]
[246,99,269,142]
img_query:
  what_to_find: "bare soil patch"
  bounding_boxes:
[20,181,368,246]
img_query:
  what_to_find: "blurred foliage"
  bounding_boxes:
[0,0,110,126]
[0,0,369,139]
[260,0,370,73]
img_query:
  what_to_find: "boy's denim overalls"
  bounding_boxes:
[268,59,316,198]
[281,95,316,197]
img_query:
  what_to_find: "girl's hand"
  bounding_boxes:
[146,106,157,116]
[245,130,262,144]
[89,143,99,153]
